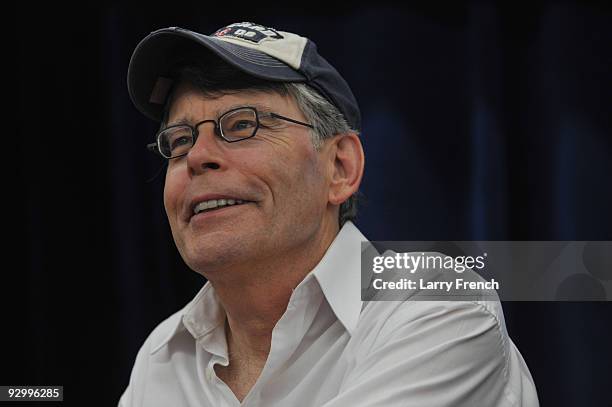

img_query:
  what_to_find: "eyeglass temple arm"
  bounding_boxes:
[269,113,314,128]
[147,142,162,156]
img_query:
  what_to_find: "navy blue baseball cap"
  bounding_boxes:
[127,22,361,131]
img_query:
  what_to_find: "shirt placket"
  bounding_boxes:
[241,279,323,406]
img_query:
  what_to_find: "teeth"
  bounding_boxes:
[194,199,246,215]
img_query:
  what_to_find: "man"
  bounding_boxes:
[121,22,539,406]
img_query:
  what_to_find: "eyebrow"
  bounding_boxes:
[167,103,275,127]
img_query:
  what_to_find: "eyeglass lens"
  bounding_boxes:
[158,108,259,158]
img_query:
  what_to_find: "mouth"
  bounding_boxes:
[190,198,252,219]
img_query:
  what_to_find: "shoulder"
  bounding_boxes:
[145,308,187,354]
[327,300,538,406]
[349,300,538,406]
[118,302,194,406]
[388,299,507,335]
[360,299,509,358]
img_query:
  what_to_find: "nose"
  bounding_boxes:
[186,121,223,175]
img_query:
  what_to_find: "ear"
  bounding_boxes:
[326,133,365,206]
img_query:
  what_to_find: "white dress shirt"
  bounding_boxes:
[119,221,539,406]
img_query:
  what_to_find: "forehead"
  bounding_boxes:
[166,81,296,123]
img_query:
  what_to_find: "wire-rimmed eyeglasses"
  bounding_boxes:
[147,106,314,159]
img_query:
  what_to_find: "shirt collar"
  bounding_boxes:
[150,283,224,355]
[150,220,368,354]
[310,221,366,336]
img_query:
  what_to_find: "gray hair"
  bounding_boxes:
[283,83,360,226]
[160,60,361,226]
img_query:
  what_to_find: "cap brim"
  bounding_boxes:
[127,27,306,122]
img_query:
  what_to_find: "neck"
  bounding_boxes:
[210,218,340,359]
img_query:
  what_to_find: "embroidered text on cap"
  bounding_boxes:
[213,22,284,44]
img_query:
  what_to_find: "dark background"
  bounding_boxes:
[11,2,612,406]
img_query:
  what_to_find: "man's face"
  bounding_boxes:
[163,82,333,278]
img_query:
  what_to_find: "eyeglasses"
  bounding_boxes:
[147,106,314,159]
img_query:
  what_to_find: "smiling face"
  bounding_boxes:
[163,81,338,281]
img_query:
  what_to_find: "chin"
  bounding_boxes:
[182,236,251,275]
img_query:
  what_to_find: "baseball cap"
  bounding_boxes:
[127,22,361,131]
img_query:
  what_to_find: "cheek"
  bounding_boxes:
[272,147,327,206]
[163,165,188,219]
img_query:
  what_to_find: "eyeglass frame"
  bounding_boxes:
[147,106,314,159]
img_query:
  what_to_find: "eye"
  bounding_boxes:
[229,119,257,131]
[170,136,193,150]
[159,125,194,157]
[220,108,259,141]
